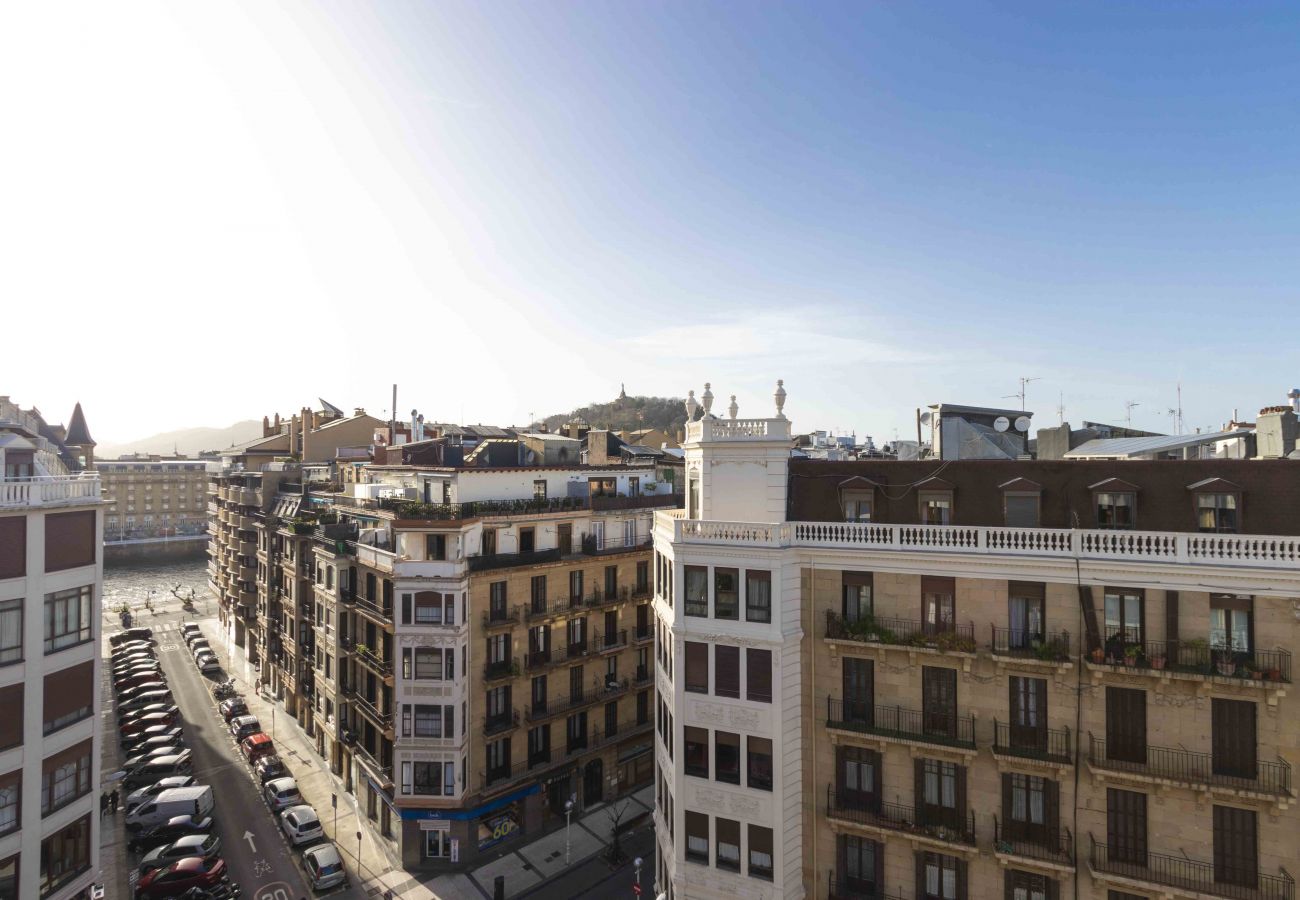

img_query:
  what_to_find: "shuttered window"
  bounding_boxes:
[1212,699,1257,780]
[1002,774,1059,845]
[1009,677,1047,751]
[0,684,21,751]
[922,667,957,738]
[1004,870,1057,900]
[1105,687,1147,764]
[843,657,873,724]
[916,758,965,831]
[1106,788,1147,866]
[1213,805,1258,888]
[836,746,881,811]
[837,835,882,893]
[916,851,965,900]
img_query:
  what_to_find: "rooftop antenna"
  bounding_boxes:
[1176,382,1184,435]
[1124,400,1140,428]
[1002,376,1040,411]
[1056,391,1065,426]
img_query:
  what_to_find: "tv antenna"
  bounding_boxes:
[1056,391,1065,426]
[1124,400,1140,428]
[1002,376,1040,411]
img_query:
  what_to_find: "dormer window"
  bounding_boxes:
[837,477,875,523]
[1090,479,1138,530]
[916,477,954,526]
[999,478,1041,528]
[1188,478,1241,534]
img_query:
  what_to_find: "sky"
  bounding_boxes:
[3,2,1299,446]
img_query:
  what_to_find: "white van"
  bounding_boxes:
[125,784,214,831]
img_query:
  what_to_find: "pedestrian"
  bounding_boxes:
[109,788,119,814]
[99,793,108,818]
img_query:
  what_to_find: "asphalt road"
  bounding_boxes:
[116,607,313,900]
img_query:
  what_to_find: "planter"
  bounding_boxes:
[1267,668,1281,681]
[1149,656,1166,671]
[1216,661,1236,677]
[1090,649,1105,664]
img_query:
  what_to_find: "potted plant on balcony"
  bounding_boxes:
[1122,644,1140,667]
[1214,651,1237,677]
[1148,652,1167,670]
[1089,646,1105,664]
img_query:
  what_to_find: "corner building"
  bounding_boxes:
[653,399,1300,900]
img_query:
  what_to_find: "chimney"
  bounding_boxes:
[588,430,609,466]
[1256,406,1298,459]
[301,408,314,462]
[262,415,270,437]
[274,412,281,432]
[289,414,300,456]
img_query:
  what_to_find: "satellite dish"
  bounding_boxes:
[993,416,1010,433]
[1014,416,1031,433]
[919,411,932,426]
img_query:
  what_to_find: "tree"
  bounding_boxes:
[603,799,632,864]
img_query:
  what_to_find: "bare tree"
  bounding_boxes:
[604,799,631,864]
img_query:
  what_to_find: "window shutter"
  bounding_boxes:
[1046,876,1060,900]
[955,765,968,823]
[914,759,925,813]
[1001,773,1012,825]
[873,750,883,800]
[956,858,968,900]
[835,747,845,794]
[1045,778,1060,834]
[914,852,925,899]
[402,593,412,625]
[1003,872,1014,900]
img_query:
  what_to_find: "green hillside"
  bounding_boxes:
[544,395,687,435]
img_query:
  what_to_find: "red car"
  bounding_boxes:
[134,856,227,898]
[120,711,178,737]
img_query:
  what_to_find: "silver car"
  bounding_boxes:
[263,777,301,812]
[302,841,347,890]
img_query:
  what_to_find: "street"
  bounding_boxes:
[103,597,315,900]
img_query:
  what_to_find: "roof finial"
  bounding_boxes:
[701,383,714,417]
[684,390,699,421]
[728,395,738,420]
[774,380,787,420]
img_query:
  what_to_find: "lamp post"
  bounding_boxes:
[634,856,643,896]
[564,795,575,866]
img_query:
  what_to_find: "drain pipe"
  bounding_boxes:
[809,559,817,893]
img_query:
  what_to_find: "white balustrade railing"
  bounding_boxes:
[685,417,793,443]
[661,516,1300,569]
[0,474,101,508]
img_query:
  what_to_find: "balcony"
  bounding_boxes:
[351,693,394,730]
[596,630,628,654]
[633,626,652,645]
[989,626,1072,666]
[525,649,552,671]
[482,606,522,629]
[353,644,394,679]
[993,816,1074,870]
[825,612,978,665]
[633,665,652,687]
[825,787,976,851]
[354,593,394,623]
[825,698,977,752]
[1086,734,1292,801]
[468,548,562,573]
[1089,835,1293,900]
[827,876,905,900]
[525,599,575,623]
[590,492,683,512]
[351,742,394,787]
[0,474,103,509]
[992,720,1074,767]
[483,658,520,682]
[565,640,591,661]
[525,677,630,723]
[484,708,520,737]
[579,534,652,557]
[1085,634,1290,696]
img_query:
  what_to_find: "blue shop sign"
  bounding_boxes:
[400,782,539,821]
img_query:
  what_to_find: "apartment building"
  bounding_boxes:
[98,455,211,541]
[652,393,1300,900]
[210,450,676,872]
[0,398,104,900]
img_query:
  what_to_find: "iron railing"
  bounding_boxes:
[827,874,906,900]
[525,678,630,722]
[482,605,522,628]
[826,611,977,652]
[483,658,520,681]
[1087,734,1291,795]
[596,630,628,653]
[483,708,519,737]
[826,697,976,749]
[468,548,563,573]
[1090,835,1293,900]
[993,815,1073,864]
[993,720,1074,763]
[990,626,1071,661]
[1089,631,1291,684]
[826,787,976,846]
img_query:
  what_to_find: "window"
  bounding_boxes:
[414,705,443,738]
[919,851,963,900]
[637,690,648,725]
[1105,686,1147,764]
[41,740,91,815]
[569,665,584,701]
[1212,698,1258,781]
[604,565,617,597]
[39,814,90,898]
[0,600,21,665]
[745,570,771,623]
[43,662,92,735]
[44,586,93,653]
[922,666,957,739]
[919,759,963,830]
[412,761,443,795]
[1004,493,1040,528]
[1210,594,1252,654]
[1213,805,1257,888]
[715,732,740,785]
[684,566,708,617]
[746,648,772,702]
[1106,788,1147,866]
[1007,582,1045,649]
[533,480,547,501]
[684,727,709,778]
[1103,588,1144,645]
[0,776,17,837]
[843,492,872,522]
[1009,676,1047,750]
[425,534,447,560]
[748,824,774,880]
[636,561,649,594]
[715,645,739,699]
[685,811,709,864]
[528,724,550,765]
[519,527,535,553]
[413,648,441,680]
[838,835,880,894]
[489,582,508,621]
[747,737,773,791]
[530,575,547,611]
[1198,493,1239,533]
[1006,870,1056,900]
[843,657,873,724]
[842,572,872,623]
[566,617,587,653]
[919,491,952,525]
[1004,773,1056,844]
[1096,491,1135,529]
[716,818,741,872]
[714,568,739,620]
[922,577,955,635]
[685,642,708,694]
[413,592,444,625]
[838,746,879,809]
[569,570,583,603]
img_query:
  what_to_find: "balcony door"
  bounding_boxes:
[837,835,882,896]
[922,666,957,739]
[1211,698,1257,781]
[836,745,881,812]
[843,657,873,726]
[1009,676,1047,753]
[1105,687,1147,765]
[1213,805,1258,889]
[1106,788,1147,866]
[1002,773,1057,846]
[916,758,964,832]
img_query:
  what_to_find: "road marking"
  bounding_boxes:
[244,829,258,853]
[158,644,180,652]
[253,881,293,900]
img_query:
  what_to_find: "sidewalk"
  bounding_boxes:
[202,617,656,900]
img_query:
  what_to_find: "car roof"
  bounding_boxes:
[306,842,341,863]
[163,814,208,828]
[173,834,208,847]
[285,804,318,821]
[232,715,258,724]
[266,777,297,790]
[170,857,207,873]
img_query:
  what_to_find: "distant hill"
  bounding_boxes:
[97,419,264,459]
[543,395,687,436]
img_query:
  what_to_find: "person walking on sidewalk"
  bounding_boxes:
[100,793,108,818]
[108,789,119,814]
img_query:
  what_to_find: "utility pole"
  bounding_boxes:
[1125,401,1140,428]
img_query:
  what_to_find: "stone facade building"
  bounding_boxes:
[99,455,211,541]
[652,390,1300,900]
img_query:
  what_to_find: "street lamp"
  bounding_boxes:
[564,795,575,866]
[634,857,643,894]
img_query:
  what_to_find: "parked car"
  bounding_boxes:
[241,733,276,765]
[229,715,260,741]
[253,755,287,784]
[120,711,179,737]
[219,699,249,722]
[112,651,157,670]
[127,815,214,854]
[110,627,154,646]
[122,725,183,751]
[119,703,179,725]
[125,784,213,831]
[112,644,155,662]
[279,805,323,846]
[180,622,202,636]
[113,658,162,676]
[137,832,222,874]
[122,752,193,790]
[123,776,197,814]
[122,747,181,772]
[115,673,167,694]
[263,777,301,812]
[196,654,221,674]
[302,841,347,890]
[133,856,228,898]
[118,687,173,712]
[131,732,186,756]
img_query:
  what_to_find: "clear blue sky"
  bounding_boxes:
[5,2,1297,443]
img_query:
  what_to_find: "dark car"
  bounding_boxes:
[253,755,288,785]
[134,856,227,897]
[111,651,157,670]
[118,689,173,714]
[137,833,223,874]
[110,627,154,647]
[115,672,167,694]
[127,815,213,854]
[130,732,186,756]
[218,699,248,723]
[120,711,179,737]
[119,703,180,725]
[121,725,184,753]
[122,746,181,771]
[112,667,164,687]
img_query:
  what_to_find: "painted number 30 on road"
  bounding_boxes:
[256,883,293,900]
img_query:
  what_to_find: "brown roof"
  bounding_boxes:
[788,458,1300,535]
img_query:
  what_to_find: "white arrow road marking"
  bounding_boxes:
[244,830,257,852]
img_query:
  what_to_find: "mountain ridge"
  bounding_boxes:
[97,419,264,459]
